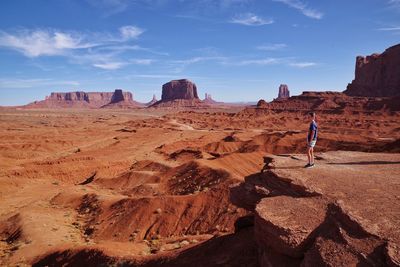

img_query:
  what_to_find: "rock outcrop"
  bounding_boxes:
[255,91,400,112]
[277,84,290,99]
[161,79,199,101]
[145,94,158,106]
[204,93,218,105]
[256,99,267,107]
[230,151,400,266]
[151,79,204,108]
[26,89,140,109]
[344,44,400,97]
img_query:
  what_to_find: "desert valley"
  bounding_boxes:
[0,42,399,267]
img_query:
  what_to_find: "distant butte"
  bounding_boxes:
[151,79,205,108]
[26,89,142,109]
[146,94,158,106]
[276,84,290,100]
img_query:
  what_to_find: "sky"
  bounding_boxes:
[0,0,399,105]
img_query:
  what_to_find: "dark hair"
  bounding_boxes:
[309,112,316,117]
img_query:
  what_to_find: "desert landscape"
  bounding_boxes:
[0,42,399,266]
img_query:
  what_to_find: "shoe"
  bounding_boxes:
[304,163,314,168]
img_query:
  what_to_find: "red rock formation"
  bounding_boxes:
[145,94,158,106]
[344,44,400,97]
[204,93,218,104]
[277,84,290,99]
[255,91,400,112]
[26,89,140,108]
[161,79,199,101]
[151,79,204,108]
[256,99,268,107]
[110,89,132,104]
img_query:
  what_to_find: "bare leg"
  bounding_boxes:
[310,147,314,164]
[306,147,311,164]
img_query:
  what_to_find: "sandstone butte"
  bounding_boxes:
[150,79,205,108]
[25,89,144,109]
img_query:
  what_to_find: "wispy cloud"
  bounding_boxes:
[92,62,127,70]
[230,13,274,26]
[0,78,79,88]
[0,26,144,58]
[0,26,149,70]
[223,57,317,68]
[119,25,144,40]
[257,43,288,51]
[289,62,317,68]
[273,0,323,19]
[86,0,130,16]
[131,59,155,65]
[231,58,282,66]
[377,26,400,31]
[0,30,96,57]
[171,56,225,65]
[388,0,400,9]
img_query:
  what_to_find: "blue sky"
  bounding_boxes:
[0,0,399,105]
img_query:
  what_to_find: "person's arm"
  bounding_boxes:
[309,130,315,142]
[308,122,316,142]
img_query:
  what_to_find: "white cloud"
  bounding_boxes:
[131,59,155,65]
[0,26,147,70]
[119,25,144,40]
[257,43,288,51]
[86,0,130,15]
[273,0,323,19]
[230,58,282,66]
[0,78,79,88]
[172,56,225,64]
[0,30,96,57]
[92,62,127,70]
[230,13,274,26]
[377,26,400,31]
[289,62,317,68]
[0,25,144,58]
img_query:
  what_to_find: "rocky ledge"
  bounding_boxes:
[230,151,400,266]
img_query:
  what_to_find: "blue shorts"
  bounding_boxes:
[308,140,317,148]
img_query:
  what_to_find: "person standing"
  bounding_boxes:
[305,112,318,168]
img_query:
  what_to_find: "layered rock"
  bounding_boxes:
[277,84,290,99]
[151,79,204,108]
[344,44,400,97]
[255,91,400,112]
[161,79,199,101]
[26,89,140,108]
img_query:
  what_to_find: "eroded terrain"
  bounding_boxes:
[0,108,399,266]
